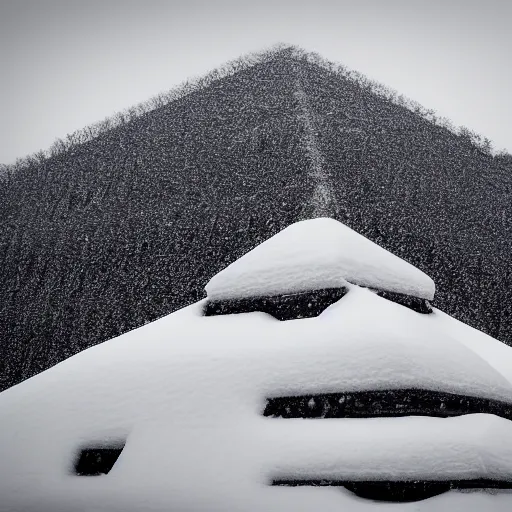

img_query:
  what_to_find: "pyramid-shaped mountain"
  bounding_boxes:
[1,45,511,391]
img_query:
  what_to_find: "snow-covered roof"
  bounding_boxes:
[205,218,436,301]
[0,218,511,512]
[1,292,512,511]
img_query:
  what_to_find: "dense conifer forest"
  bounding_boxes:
[1,46,511,391]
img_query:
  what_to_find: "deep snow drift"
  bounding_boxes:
[0,218,511,512]
[205,217,436,300]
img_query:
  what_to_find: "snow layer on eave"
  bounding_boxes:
[267,413,512,481]
[206,218,435,301]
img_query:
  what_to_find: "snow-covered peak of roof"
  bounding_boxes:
[205,218,435,301]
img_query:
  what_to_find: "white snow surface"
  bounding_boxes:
[434,308,512,385]
[1,286,512,511]
[205,218,436,300]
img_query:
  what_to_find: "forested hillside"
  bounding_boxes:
[0,54,312,391]
[297,60,512,342]
[1,46,511,391]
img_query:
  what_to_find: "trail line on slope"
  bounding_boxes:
[293,72,334,219]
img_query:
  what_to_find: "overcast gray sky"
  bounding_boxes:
[1,0,511,164]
